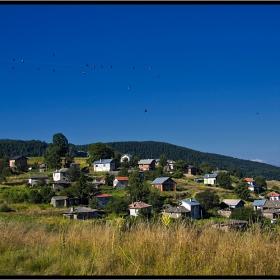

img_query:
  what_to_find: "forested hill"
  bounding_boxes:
[1,139,280,180]
[105,141,280,180]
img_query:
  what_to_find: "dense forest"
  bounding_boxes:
[1,139,280,180]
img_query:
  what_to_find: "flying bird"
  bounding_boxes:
[83,71,86,74]
[53,69,55,72]
[12,58,15,61]
[93,64,95,68]
[110,65,112,68]
[100,65,103,68]
[11,66,14,69]
[127,86,130,90]
[156,75,159,78]
[21,59,24,63]
[148,66,152,70]
[144,109,147,113]
[85,64,88,66]
[132,66,135,69]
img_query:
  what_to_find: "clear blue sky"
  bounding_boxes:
[1,3,280,166]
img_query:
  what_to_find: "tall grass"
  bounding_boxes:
[1,214,280,276]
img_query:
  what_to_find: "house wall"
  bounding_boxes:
[204,178,216,185]
[9,158,28,169]
[53,172,70,182]
[76,212,97,220]
[94,162,115,172]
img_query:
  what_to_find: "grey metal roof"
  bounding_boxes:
[138,159,155,164]
[51,196,69,200]
[162,205,189,213]
[10,156,27,160]
[150,177,171,184]
[181,199,200,206]
[222,199,243,206]
[253,200,266,207]
[63,206,98,214]
[203,174,218,178]
[94,159,114,164]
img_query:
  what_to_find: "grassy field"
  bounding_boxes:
[1,157,280,276]
[1,213,280,276]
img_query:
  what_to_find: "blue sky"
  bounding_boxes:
[1,3,280,166]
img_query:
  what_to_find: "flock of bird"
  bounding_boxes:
[6,54,154,113]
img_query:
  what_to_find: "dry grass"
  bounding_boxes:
[1,214,280,276]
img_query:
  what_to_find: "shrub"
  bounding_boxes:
[0,203,12,212]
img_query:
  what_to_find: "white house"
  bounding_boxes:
[28,174,50,187]
[120,154,132,163]
[203,174,218,186]
[128,201,152,217]
[180,198,201,219]
[93,159,115,172]
[53,168,71,182]
[266,191,280,201]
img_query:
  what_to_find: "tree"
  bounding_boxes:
[68,165,80,182]
[52,133,69,157]
[87,142,114,165]
[217,172,231,189]
[199,161,215,174]
[147,189,163,213]
[28,189,43,204]
[230,207,258,222]
[44,145,62,169]
[64,149,75,167]
[73,172,88,204]
[40,186,55,203]
[255,176,267,190]
[105,173,115,186]
[105,196,131,214]
[125,170,150,202]
[173,160,187,172]
[159,154,167,168]
[234,181,251,201]
[195,190,219,212]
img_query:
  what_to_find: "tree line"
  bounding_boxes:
[0,138,280,180]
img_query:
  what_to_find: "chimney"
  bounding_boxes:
[71,207,74,212]
[100,158,102,162]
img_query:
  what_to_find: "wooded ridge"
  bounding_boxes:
[0,139,279,180]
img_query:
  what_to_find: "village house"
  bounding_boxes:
[69,162,81,170]
[63,206,98,220]
[261,200,280,219]
[138,159,156,171]
[218,199,245,218]
[253,200,266,211]
[9,156,28,171]
[266,191,280,201]
[150,177,176,192]
[244,177,260,192]
[93,159,115,172]
[93,193,112,208]
[161,204,190,219]
[50,196,79,207]
[128,201,152,217]
[28,174,50,187]
[120,154,132,163]
[166,160,175,172]
[180,198,201,219]
[203,173,218,186]
[113,176,129,189]
[92,176,106,189]
[187,165,197,175]
[52,168,71,191]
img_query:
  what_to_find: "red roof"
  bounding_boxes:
[94,193,112,198]
[267,191,280,197]
[116,177,129,181]
[245,178,255,182]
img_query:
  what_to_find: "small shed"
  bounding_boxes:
[63,207,98,220]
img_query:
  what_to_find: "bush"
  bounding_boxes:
[230,207,258,222]
[0,203,12,212]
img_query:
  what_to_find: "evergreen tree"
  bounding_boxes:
[52,133,69,157]
[87,142,114,165]
[217,172,231,189]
